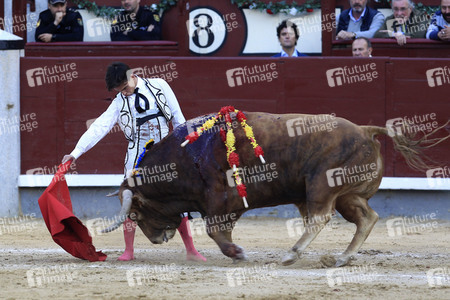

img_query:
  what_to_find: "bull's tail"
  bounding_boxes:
[362,120,450,172]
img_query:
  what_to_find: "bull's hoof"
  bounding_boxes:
[233,245,248,263]
[281,250,299,266]
[335,256,350,267]
[335,254,356,267]
[232,255,248,264]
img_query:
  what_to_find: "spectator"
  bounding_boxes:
[374,0,429,45]
[426,0,450,41]
[273,20,307,57]
[336,0,385,40]
[352,37,373,56]
[111,0,161,41]
[35,0,83,42]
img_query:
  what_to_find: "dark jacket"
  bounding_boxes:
[35,8,83,42]
[110,7,161,41]
[337,7,380,33]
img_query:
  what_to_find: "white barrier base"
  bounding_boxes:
[18,175,450,190]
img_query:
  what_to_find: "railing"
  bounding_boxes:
[332,39,450,57]
[25,41,179,57]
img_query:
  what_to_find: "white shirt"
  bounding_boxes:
[70,77,185,160]
[280,49,299,57]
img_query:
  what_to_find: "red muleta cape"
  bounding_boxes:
[38,160,107,261]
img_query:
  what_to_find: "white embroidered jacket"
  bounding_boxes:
[70,77,185,160]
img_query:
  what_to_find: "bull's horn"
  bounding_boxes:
[106,189,120,197]
[101,189,133,233]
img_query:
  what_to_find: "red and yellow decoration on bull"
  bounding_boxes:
[181,106,265,208]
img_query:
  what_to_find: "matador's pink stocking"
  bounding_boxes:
[118,218,136,261]
[178,216,207,262]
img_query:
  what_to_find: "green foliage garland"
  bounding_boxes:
[71,0,439,19]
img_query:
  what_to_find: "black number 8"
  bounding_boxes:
[192,13,215,48]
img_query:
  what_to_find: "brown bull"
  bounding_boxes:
[103,112,447,267]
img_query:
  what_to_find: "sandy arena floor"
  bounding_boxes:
[0,216,449,299]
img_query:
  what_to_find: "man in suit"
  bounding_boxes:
[273,20,307,57]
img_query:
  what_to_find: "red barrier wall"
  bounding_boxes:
[20,57,450,177]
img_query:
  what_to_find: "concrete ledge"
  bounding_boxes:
[18,175,450,190]
[20,188,450,219]
[19,175,450,219]
[19,174,124,187]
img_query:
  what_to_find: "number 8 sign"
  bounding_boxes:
[187,7,227,55]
